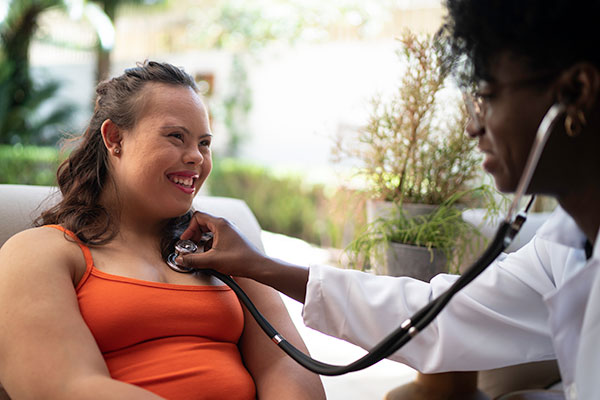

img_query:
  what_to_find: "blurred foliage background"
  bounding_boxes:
[0,143,63,184]
[208,158,365,248]
[1,0,476,248]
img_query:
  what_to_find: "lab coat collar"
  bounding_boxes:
[536,206,588,249]
[592,227,600,259]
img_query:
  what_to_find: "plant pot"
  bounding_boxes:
[367,200,447,279]
[384,241,447,281]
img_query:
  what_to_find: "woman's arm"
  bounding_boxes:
[0,228,164,400]
[236,278,326,400]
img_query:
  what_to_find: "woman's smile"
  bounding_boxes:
[167,172,199,195]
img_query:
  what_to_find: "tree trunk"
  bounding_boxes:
[95,0,117,85]
[0,1,57,142]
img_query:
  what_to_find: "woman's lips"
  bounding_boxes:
[170,180,195,194]
[167,172,198,194]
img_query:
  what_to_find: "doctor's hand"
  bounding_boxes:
[177,211,267,279]
[178,211,310,304]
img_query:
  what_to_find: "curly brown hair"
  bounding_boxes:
[440,0,600,86]
[37,60,199,260]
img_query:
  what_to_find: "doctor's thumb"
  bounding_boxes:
[176,252,213,269]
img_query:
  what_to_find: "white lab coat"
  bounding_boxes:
[303,207,600,400]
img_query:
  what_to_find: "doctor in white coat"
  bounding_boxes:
[179,0,600,398]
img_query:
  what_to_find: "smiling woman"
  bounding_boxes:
[99,82,213,222]
[0,61,325,400]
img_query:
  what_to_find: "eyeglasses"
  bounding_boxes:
[463,91,486,131]
[463,72,560,130]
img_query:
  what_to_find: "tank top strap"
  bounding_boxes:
[45,224,94,289]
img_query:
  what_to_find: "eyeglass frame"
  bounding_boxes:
[462,71,561,130]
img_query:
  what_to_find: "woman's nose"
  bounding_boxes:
[184,146,204,165]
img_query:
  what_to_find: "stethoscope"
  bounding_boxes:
[166,103,566,376]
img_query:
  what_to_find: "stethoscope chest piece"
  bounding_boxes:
[166,239,199,273]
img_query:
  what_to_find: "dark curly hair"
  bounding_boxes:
[440,0,600,86]
[37,60,199,261]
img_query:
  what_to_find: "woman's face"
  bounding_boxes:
[112,83,212,220]
[466,52,557,193]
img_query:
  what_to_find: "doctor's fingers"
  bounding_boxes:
[178,249,246,276]
[187,213,259,255]
[177,250,216,270]
[181,211,227,241]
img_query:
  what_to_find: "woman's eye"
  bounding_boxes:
[169,133,184,141]
[199,139,211,148]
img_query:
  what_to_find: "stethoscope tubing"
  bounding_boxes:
[199,102,566,376]
[204,219,514,375]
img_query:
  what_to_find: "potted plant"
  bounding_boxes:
[335,30,500,279]
[349,187,502,280]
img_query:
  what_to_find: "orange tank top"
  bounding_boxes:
[48,225,256,400]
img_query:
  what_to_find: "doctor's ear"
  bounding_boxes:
[556,63,600,110]
[555,63,600,137]
[100,119,123,156]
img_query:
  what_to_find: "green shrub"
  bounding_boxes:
[0,144,63,185]
[208,158,364,247]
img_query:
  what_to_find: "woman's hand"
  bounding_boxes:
[179,211,310,304]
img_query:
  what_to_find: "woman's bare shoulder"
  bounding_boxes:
[0,226,86,281]
[2,225,75,251]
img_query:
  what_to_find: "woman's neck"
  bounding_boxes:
[558,185,600,245]
[99,184,168,244]
[116,219,166,245]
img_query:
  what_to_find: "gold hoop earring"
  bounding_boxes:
[564,109,586,137]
